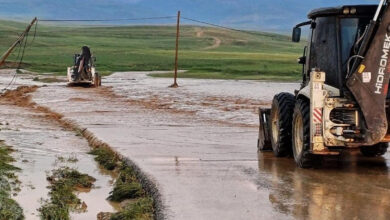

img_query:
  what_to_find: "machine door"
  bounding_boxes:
[309,17,340,88]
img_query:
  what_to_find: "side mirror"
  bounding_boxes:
[292,27,301,42]
[297,56,306,65]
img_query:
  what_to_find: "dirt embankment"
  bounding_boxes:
[1,86,39,107]
[1,86,63,122]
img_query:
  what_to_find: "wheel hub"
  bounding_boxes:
[293,114,304,156]
[271,110,279,146]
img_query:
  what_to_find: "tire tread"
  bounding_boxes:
[292,99,318,168]
[271,93,296,157]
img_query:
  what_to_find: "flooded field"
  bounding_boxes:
[106,71,298,126]
[0,82,117,219]
[0,70,390,219]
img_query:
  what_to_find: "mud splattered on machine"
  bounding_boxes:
[258,2,390,168]
[67,46,101,87]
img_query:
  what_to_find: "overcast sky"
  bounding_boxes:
[0,0,380,31]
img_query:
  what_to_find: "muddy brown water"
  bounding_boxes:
[257,152,390,219]
[1,70,390,219]
[105,71,298,126]
[0,98,118,219]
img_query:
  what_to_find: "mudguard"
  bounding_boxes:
[346,5,390,145]
[297,84,340,100]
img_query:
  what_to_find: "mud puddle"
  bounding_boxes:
[0,69,298,127]
[0,70,298,127]
[29,71,390,219]
[0,70,44,92]
[4,70,390,219]
[104,71,298,126]
[0,102,118,219]
[256,152,390,219]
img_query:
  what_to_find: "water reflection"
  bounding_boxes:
[257,152,390,220]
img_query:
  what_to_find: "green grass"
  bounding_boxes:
[89,146,154,220]
[110,197,154,220]
[108,166,144,202]
[0,20,304,80]
[0,141,24,220]
[38,167,96,220]
[89,147,120,170]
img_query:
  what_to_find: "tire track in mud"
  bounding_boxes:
[1,86,164,220]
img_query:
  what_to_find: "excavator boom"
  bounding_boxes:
[347,0,390,144]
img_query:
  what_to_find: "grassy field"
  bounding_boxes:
[0,141,23,220]
[0,20,305,80]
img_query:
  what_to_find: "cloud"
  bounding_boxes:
[0,0,383,31]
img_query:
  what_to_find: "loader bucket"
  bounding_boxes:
[258,107,272,151]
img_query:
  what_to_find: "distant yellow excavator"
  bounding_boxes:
[67,46,101,87]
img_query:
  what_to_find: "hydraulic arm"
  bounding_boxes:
[347,0,390,145]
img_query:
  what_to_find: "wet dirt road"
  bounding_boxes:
[0,103,118,219]
[6,71,390,219]
[107,71,298,126]
[0,71,117,219]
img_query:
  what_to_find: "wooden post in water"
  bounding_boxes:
[170,11,180,88]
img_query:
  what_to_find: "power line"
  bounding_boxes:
[14,41,22,61]
[1,31,30,93]
[1,19,37,93]
[30,20,38,44]
[39,16,176,22]
[181,16,262,36]
[39,15,262,36]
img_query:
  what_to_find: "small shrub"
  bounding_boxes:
[39,167,95,219]
[89,147,119,170]
[110,197,154,220]
[108,182,143,202]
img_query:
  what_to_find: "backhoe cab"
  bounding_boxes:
[258,2,390,167]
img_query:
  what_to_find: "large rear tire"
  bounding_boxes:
[292,99,317,168]
[270,93,295,157]
[360,143,388,157]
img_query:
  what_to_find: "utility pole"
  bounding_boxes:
[170,11,180,88]
[0,17,38,67]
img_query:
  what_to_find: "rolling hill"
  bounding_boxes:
[0,20,304,80]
